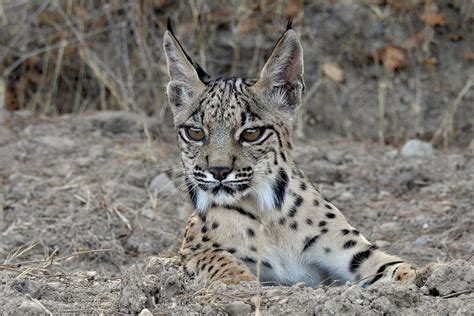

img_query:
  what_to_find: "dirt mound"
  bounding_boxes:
[1,112,472,314]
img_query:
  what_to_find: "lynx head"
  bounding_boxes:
[163,20,304,213]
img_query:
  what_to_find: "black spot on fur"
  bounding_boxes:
[241,256,256,264]
[222,204,257,221]
[319,221,327,227]
[208,265,214,272]
[326,213,336,219]
[187,178,199,208]
[262,261,273,269]
[306,218,313,226]
[190,243,201,251]
[227,248,236,254]
[349,248,374,272]
[352,229,360,235]
[343,240,357,249]
[250,246,257,252]
[325,204,332,210]
[288,196,303,217]
[324,247,331,253]
[290,221,298,230]
[364,261,404,287]
[212,222,219,229]
[279,217,287,225]
[273,168,289,209]
[321,228,328,234]
[303,235,319,252]
[201,226,208,233]
[341,229,350,235]
[247,228,255,237]
[300,182,307,191]
[212,242,221,248]
[202,236,210,242]
[313,200,320,207]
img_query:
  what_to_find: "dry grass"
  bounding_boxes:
[1,0,472,146]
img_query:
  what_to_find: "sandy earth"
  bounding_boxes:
[0,111,472,314]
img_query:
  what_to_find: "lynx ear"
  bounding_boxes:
[255,25,304,113]
[163,20,209,113]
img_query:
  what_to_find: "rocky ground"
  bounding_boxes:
[0,111,473,314]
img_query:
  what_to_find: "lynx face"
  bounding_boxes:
[163,22,304,213]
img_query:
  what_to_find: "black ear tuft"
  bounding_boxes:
[164,19,211,83]
[167,17,174,34]
[286,19,293,31]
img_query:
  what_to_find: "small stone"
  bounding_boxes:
[400,139,434,157]
[355,299,363,305]
[294,281,306,288]
[139,308,153,316]
[149,174,177,195]
[278,298,288,305]
[338,191,354,202]
[414,235,430,246]
[85,271,97,280]
[224,301,252,315]
[420,286,430,295]
[378,190,390,199]
[422,223,429,229]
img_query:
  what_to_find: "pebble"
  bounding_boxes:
[294,281,306,288]
[355,299,364,305]
[414,235,430,246]
[86,271,97,280]
[139,308,153,316]
[420,286,430,295]
[338,191,354,202]
[400,139,433,157]
[224,301,252,315]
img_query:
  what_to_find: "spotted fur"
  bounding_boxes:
[163,21,417,286]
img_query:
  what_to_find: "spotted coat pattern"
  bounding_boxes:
[163,21,417,287]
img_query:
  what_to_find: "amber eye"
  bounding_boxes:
[241,128,264,142]
[185,127,206,141]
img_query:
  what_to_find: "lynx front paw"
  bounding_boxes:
[393,263,417,285]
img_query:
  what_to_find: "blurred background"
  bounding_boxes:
[1,0,473,146]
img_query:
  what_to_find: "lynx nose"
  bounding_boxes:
[208,166,232,181]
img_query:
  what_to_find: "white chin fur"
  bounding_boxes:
[254,179,276,210]
[195,190,212,213]
[194,181,276,213]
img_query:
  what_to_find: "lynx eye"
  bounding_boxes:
[185,127,206,141]
[241,128,264,142]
